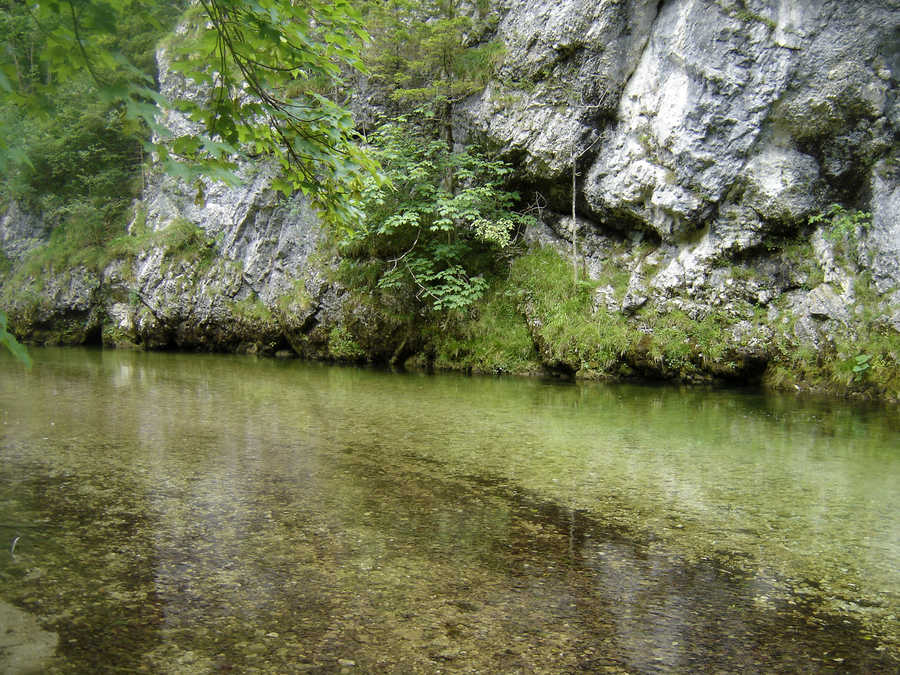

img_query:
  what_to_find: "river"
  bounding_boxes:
[1,347,897,672]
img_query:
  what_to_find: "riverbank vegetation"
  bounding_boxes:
[0,1,897,402]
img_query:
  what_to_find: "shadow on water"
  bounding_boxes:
[5,451,896,673]
[456,473,896,673]
[0,348,897,672]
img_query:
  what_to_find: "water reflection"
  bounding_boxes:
[0,348,897,672]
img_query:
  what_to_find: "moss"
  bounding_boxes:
[101,323,142,349]
[13,201,120,281]
[105,204,154,259]
[500,247,765,382]
[763,274,900,401]
[784,241,825,288]
[715,1,776,30]
[274,280,315,323]
[608,266,631,300]
[155,218,217,271]
[7,203,217,302]
[509,247,630,373]
[229,295,274,323]
[735,8,776,29]
[432,284,540,374]
[0,249,12,284]
[729,263,758,283]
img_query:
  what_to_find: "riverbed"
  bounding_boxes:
[1,348,897,672]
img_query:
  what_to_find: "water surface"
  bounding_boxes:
[1,348,897,672]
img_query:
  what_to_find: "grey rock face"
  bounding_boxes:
[3,266,105,345]
[140,163,324,306]
[81,36,335,352]
[109,159,328,351]
[2,40,333,353]
[463,0,896,258]
[0,203,50,262]
[583,0,801,241]
[867,159,900,295]
[787,283,853,348]
[127,44,331,348]
[457,0,659,179]
[740,146,825,225]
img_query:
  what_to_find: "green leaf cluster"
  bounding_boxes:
[1,81,143,216]
[1,1,379,227]
[363,0,500,99]
[342,119,532,312]
[155,0,379,223]
[808,203,873,262]
[0,1,184,276]
[0,310,32,368]
[851,353,872,378]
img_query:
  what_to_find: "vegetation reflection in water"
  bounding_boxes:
[0,347,897,673]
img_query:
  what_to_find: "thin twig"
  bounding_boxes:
[405,260,441,305]
[386,230,421,272]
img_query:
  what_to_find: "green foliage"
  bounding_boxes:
[780,239,825,289]
[3,83,141,210]
[0,1,181,288]
[327,325,365,361]
[432,284,539,374]
[229,295,274,323]
[765,273,899,399]
[163,0,379,222]
[1,1,378,225]
[809,203,873,262]
[361,0,502,139]
[509,247,629,373]
[15,199,122,278]
[0,249,11,277]
[851,353,872,379]
[0,310,32,368]
[506,247,746,379]
[341,119,532,312]
[0,1,182,165]
[154,218,217,269]
[0,0,179,245]
[636,306,733,373]
[11,206,214,290]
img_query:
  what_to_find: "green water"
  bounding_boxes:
[0,347,897,673]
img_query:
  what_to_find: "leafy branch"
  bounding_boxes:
[1,0,380,224]
[0,310,31,368]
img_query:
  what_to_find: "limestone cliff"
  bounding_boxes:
[1,0,897,397]
[462,0,898,320]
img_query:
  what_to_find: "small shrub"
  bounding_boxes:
[328,325,365,361]
[340,118,533,313]
[809,203,872,263]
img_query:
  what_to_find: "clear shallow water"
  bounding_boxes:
[0,347,897,673]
